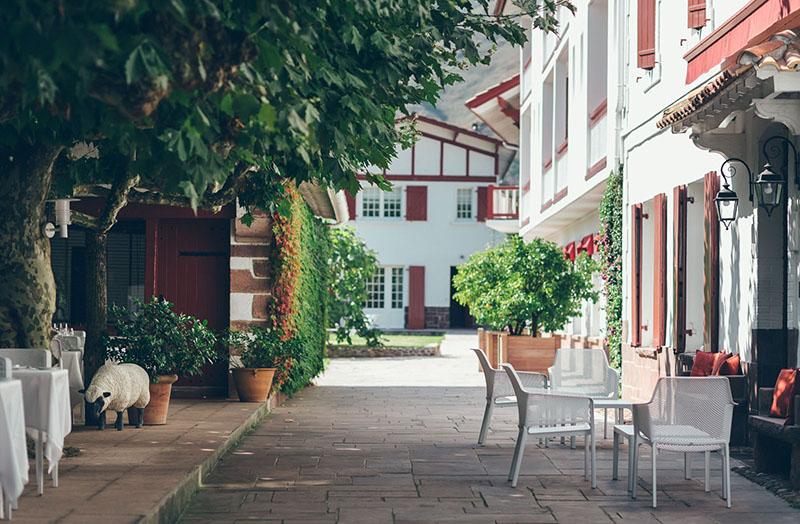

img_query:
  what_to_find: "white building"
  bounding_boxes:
[490,0,615,349]
[345,116,515,329]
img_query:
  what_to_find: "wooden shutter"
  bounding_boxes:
[653,194,667,348]
[703,172,720,352]
[688,0,707,29]
[408,266,425,329]
[477,186,488,222]
[673,185,688,353]
[631,204,643,347]
[406,186,428,221]
[637,0,656,69]
[345,191,356,220]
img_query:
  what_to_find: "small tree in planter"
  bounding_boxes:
[105,298,219,425]
[454,236,597,370]
[226,328,295,403]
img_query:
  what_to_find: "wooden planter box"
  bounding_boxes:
[478,329,560,373]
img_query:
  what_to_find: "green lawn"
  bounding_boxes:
[327,333,444,348]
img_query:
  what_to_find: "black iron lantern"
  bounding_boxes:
[714,185,739,230]
[753,162,786,216]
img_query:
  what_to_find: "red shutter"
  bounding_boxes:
[578,234,595,256]
[345,191,356,220]
[631,204,643,347]
[653,193,667,348]
[703,172,720,352]
[563,241,576,262]
[408,266,425,329]
[477,186,488,222]
[688,0,706,29]
[673,185,688,353]
[406,186,428,221]
[637,0,656,69]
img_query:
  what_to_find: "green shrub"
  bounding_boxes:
[453,236,597,336]
[599,167,624,368]
[226,328,297,391]
[105,298,220,382]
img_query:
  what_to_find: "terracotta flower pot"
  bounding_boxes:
[232,368,276,402]
[143,374,178,425]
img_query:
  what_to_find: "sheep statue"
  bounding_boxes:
[83,363,150,431]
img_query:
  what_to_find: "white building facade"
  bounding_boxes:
[345,116,513,330]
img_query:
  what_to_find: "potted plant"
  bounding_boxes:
[227,328,294,402]
[454,236,597,372]
[105,298,219,425]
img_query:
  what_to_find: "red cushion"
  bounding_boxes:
[690,351,716,377]
[771,369,798,420]
[711,352,732,376]
[718,354,741,376]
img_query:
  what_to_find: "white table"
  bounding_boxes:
[60,351,84,409]
[0,379,28,519]
[54,335,83,353]
[594,398,633,438]
[11,368,71,496]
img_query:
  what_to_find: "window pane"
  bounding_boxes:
[383,188,402,218]
[457,188,473,219]
[362,188,381,217]
[364,268,385,309]
[390,267,403,309]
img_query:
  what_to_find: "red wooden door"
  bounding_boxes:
[156,219,230,397]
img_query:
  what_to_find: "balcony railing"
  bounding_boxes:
[587,99,608,178]
[487,185,519,220]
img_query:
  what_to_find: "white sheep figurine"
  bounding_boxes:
[83,363,150,431]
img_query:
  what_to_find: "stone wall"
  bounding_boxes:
[424,307,450,329]
[326,344,440,358]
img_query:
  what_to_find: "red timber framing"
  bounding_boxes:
[406,186,428,221]
[637,0,657,69]
[652,193,668,348]
[673,185,688,353]
[688,0,707,29]
[703,172,720,352]
[408,266,425,329]
[631,204,644,347]
[345,191,356,220]
[684,0,800,83]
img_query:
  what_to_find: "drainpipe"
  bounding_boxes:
[613,0,627,168]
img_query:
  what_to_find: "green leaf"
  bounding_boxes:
[91,24,119,51]
[258,103,276,126]
[220,94,233,116]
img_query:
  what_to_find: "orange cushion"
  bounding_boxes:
[718,354,741,376]
[771,369,798,420]
[711,352,732,376]
[690,351,716,377]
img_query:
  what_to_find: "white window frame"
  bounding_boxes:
[359,186,405,220]
[455,187,476,222]
[364,266,405,311]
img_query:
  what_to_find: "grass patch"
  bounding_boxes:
[328,333,443,348]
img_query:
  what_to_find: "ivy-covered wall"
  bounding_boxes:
[599,168,623,369]
[269,183,331,395]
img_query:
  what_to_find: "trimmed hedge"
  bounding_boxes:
[269,183,330,395]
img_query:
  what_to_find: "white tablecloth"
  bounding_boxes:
[11,368,72,472]
[0,379,28,504]
[54,334,83,353]
[60,351,84,408]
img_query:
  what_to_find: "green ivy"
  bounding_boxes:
[599,167,623,369]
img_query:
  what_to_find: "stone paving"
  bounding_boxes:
[182,332,800,523]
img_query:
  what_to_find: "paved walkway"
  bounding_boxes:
[182,332,799,523]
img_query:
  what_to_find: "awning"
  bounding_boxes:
[658,28,800,131]
[465,74,520,146]
[684,0,800,84]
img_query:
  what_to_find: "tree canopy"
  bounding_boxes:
[453,236,597,336]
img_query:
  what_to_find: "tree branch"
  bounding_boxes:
[71,211,99,230]
[98,171,140,234]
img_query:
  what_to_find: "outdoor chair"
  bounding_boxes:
[548,348,619,440]
[502,363,596,488]
[631,376,735,508]
[471,348,547,446]
[0,349,51,368]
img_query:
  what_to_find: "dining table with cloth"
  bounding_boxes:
[0,378,28,519]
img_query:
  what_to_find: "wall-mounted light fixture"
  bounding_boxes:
[45,198,78,238]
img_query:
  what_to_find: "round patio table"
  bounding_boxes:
[0,378,28,519]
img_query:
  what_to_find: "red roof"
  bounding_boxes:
[465,75,520,109]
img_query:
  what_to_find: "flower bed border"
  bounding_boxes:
[326,344,440,358]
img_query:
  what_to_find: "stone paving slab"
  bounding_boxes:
[10,399,268,523]
[181,333,800,523]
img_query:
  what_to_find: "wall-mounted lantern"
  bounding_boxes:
[715,136,799,229]
[45,198,78,239]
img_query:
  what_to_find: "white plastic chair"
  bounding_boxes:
[502,363,596,488]
[471,348,547,446]
[631,376,735,508]
[0,349,51,368]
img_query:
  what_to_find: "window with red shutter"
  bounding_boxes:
[345,191,356,220]
[673,185,688,353]
[477,186,488,222]
[406,186,428,221]
[652,193,667,348]
[631,204,643,347]
[637,0,656,69]
[688,0,706,30]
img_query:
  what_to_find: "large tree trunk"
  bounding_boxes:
[0,144,63,348]
[84,231,107,426]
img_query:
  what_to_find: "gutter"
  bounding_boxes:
[297,181,349,225]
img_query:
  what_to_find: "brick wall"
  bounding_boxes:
[621,344,676,402]
[424,307,450,329]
